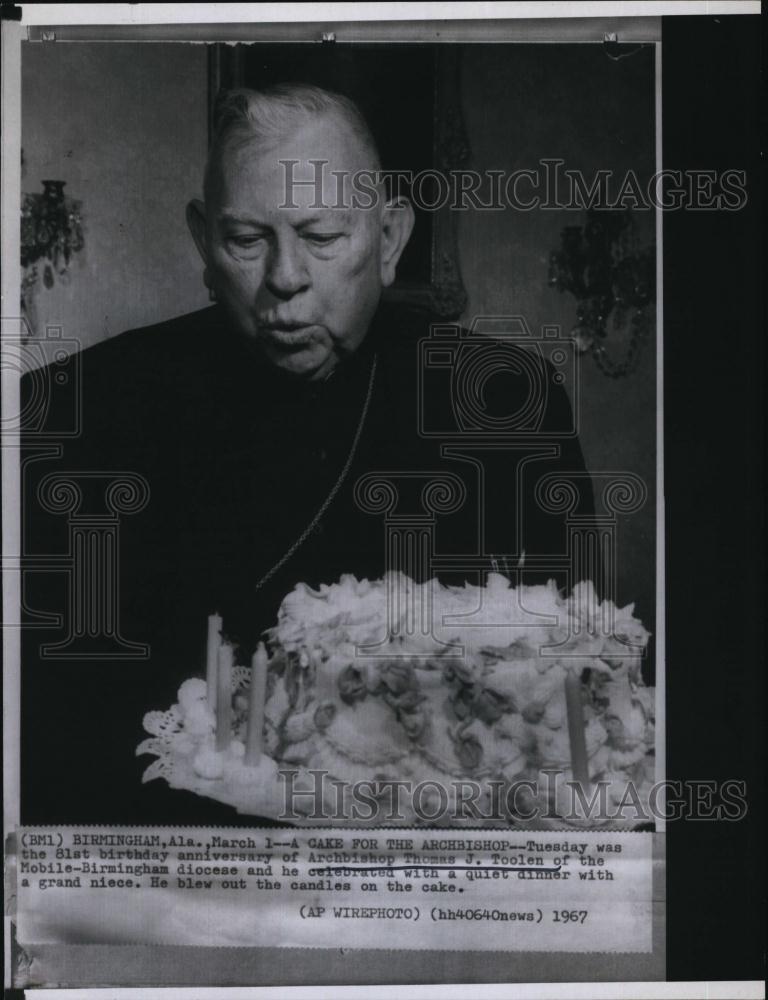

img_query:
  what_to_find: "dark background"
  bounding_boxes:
[662,14,764,985]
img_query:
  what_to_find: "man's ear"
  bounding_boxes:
[380,197,415,288]
[187,199,216,294]
[186,198,209,265]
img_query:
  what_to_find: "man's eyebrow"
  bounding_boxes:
[216,211,353,228]
[295,210,353,228]
[216,212,271,228]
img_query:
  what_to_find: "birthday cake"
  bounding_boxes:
[138,573,655,827]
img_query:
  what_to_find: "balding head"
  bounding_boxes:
[204,84,382,204]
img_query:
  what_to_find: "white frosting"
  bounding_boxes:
[178,678,208,712]
[192,747,225,780]
[146,574,654,824]
[224,752,279,786]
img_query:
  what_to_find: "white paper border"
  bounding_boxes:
[14,2,764,27]
[22,978,768,998]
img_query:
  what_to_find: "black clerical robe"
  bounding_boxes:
[20,301,593,824]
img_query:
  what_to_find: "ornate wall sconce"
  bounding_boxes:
[548,209,655,378]
[20,179,85,336]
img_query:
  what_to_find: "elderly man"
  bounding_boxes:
[21,83,592,823]
[187,85,414,380]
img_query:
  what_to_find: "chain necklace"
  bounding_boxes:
[251,353,378,595]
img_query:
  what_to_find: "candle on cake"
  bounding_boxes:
[245,642,269,766]
[215,641,233,752]
[564,667,590,787]
[206,612,222,712]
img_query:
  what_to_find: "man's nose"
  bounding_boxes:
[263,237,310,299]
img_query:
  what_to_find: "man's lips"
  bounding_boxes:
[257,322,321,348]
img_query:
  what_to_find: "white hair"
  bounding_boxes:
[204,83,381,199]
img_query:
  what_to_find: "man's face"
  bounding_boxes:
[199,116,390,380]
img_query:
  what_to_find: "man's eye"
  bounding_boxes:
[303,232,342,246]
[227,235,266,249]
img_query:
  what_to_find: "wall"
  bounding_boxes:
[458,44,657,623]
[21,42,210,357]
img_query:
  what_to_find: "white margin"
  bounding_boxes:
[22,978,768,998]
[15,2,764,26]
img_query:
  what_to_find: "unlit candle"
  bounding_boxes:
[245,643,269,765]
[206,612,222,712]
[564,668,590,787]
[215,642,233,753]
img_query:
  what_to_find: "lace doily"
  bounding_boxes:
[137,671,288,819]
